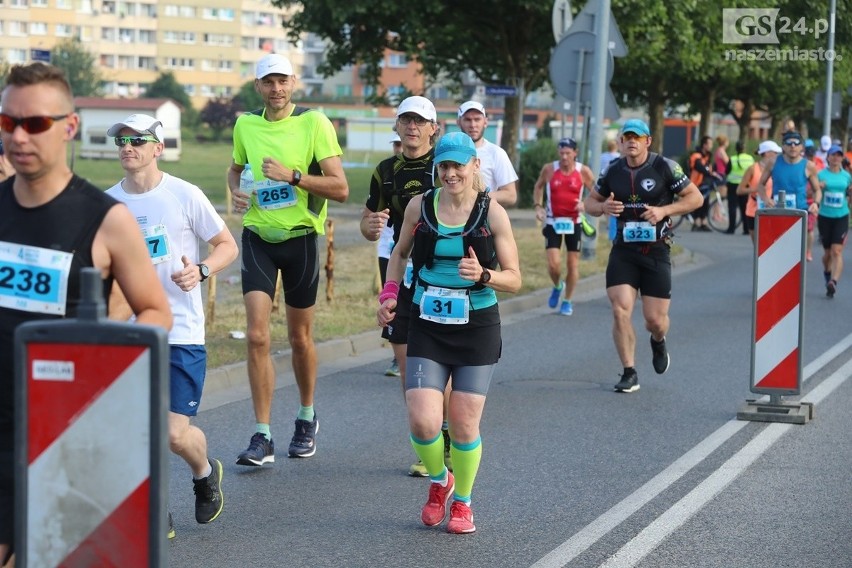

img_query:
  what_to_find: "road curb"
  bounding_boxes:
[203,249,701,398]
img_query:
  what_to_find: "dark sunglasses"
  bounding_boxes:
[0,113,68,135]
[784,139,802,146]
[115,136,158,147]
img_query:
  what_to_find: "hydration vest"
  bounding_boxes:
[411,189,497,291]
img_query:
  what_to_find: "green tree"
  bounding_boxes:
[272,0,556,167]
[145,71,198,127]
[233,81,263,112]
[51,38,101,97]
[200,97,239,141]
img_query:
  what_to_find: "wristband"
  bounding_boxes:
[379,280,400,305]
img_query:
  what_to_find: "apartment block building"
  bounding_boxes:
[0,0,335,108]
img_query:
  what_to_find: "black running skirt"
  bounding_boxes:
[407,303,502,366]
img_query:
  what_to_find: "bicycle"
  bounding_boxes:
[669,180,741,233]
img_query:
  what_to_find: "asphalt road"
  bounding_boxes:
[167,221,852,568]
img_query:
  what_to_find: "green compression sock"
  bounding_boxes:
[450,437,482,503]
[410,433,446,480]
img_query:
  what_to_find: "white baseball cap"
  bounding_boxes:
[458,100,486,118]
[757,140,782,155]
[820,135,832,152]
[256,53,294,79]
[107,113,164,142]
[390,133,401,143]
[396,96,436,121]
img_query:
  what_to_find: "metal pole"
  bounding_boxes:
[823,0,836,137]
[516,78,524,171]
[588,0,611,183]
[571,50,585,140]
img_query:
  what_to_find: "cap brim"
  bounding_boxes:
[435,151,474,165]
[622,128,649,137]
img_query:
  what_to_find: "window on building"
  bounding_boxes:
[55,0,71,8]
[32,0,48,7]
[202,8,234,21]
[30,22,48,35]
[138,29,155,43]
[203,33,233,47]
[90,135,107,145]
[56,23,73,36]
[387,53,408,68]
[101,28,116,41]
[101,0,115,13]
[9,0,28,7]
[8,49,27,63]
[363,85,375,98]
[8,21,26,36]
[336,85,352,98]
[76,0,92,13]
[119,28,134,42]
[138,56,156,70]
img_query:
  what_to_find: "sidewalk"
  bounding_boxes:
[200,206,704,411]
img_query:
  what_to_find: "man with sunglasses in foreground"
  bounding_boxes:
[755,130,822,221]
[0,63,172,565]
[583,119,703,393]
[106,114,239,538]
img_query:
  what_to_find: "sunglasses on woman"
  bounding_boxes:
[114,136,159,147]
[0,113,68,134]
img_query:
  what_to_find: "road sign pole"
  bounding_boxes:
[588,0,610,183]
[571,50,585,140]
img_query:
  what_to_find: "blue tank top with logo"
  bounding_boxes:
[770,159,808,210]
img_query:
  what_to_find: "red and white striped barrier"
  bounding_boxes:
[751,209,807,395]
[16,315,168,567]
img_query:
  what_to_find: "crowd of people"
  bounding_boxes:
[1,57,849,561]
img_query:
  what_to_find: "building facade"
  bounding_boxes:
[0,0,320,108]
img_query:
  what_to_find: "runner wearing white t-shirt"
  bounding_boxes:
[457,101,518,207]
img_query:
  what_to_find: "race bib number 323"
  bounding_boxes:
[0,241,72,315]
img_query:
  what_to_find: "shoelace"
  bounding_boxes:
[427,481,447,504]
[247,433,268,452]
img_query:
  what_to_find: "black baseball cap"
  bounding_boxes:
[558,137,577,150]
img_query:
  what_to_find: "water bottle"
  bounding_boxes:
[240,164,255,193]
[239,164,254,213]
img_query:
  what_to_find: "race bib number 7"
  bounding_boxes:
[0,241,72,315]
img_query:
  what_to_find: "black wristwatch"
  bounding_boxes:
[478,269,491,285]
[198,264,210,282]
[291,170,302,186]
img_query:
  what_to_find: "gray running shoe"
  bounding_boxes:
[650,336,670,374]
[193,458,224,524]
[614,369,640,393]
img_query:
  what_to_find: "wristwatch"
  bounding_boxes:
[198,263,210,282]
[478,268,491,285]
[291,170,302,186]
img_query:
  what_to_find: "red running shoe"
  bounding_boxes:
[421,471,454,526]
[447,500,476,534]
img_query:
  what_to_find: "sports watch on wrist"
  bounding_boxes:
[478,269,491,285]
[291,170,302,186]
[198,264,210,282]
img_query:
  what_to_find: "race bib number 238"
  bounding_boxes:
[0,241,72,315]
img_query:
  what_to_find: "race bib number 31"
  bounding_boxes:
[0,241,72,315]
[257,181,298,210]
[419,287,470,325]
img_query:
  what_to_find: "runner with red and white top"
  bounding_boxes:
[533,137,595,315]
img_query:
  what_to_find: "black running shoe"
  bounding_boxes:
[650,336,670,374]
[827,279,837,298]
[193,458,224,524]
[614,369,640,393]
[288,416,319,458]
[236,433,275,466]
